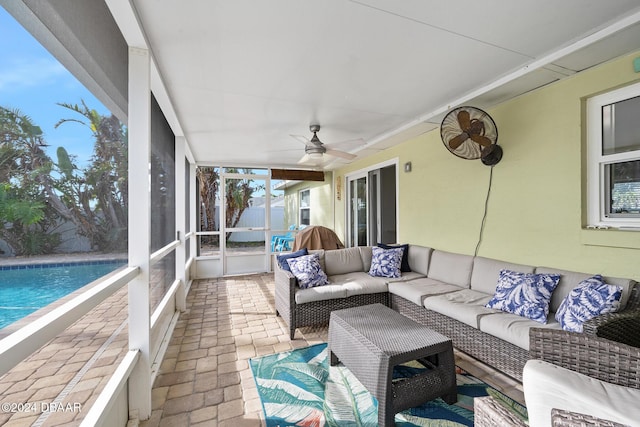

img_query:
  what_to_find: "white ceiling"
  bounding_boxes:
[116,0,640,169]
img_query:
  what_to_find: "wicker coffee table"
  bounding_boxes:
[328,303,457,427]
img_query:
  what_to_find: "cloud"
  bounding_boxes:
[0,57,68,91]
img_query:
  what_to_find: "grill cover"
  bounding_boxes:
[292,226,345,251]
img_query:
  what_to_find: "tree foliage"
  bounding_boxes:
[197,167,264,241]
[54,101,128,251]
[0,107,60,254]
[0,101,128,255]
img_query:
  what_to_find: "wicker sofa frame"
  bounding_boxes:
[390,293,529,381]
[274,265,390,339]
[527,327,640,426]
[392,283,640,382]
[275,247,640,382]
[529,327,640,389]
[474,325,640,426]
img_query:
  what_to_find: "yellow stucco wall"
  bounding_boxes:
[283,171,334,228]
[332,51,640,280]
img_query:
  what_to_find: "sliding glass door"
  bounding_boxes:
[349,175,369,246]
[347,163,397,247]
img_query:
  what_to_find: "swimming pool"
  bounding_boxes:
[0,260,126,330]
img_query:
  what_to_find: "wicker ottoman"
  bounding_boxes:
[328,303,457,427]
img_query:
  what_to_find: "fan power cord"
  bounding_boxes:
[474,165,494,257]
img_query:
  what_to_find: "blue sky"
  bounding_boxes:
[0,6,111,168]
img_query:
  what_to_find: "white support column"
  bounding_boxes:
[127,46,152,421]
[175,136,187,312]
[189,162,198,261]
[265,173,272,271]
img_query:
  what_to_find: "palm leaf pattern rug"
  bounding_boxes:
[250,343,526,427]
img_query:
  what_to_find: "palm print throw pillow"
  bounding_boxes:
[555,275,622,332]
[486,269,561,324]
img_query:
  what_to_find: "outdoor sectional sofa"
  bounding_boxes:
[273,244,639,381]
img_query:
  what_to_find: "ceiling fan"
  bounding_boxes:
[291,124,358,165]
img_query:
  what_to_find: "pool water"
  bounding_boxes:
[0,261,125,329]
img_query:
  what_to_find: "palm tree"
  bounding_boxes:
[197,167,264,242]
[54,100,128,251]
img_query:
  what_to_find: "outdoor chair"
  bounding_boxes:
[271,225,296,251]
[524,319,640,426]
[476,306,640,427]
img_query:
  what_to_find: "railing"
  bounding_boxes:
[80,349,140,427]
[150,239,180,264]
[86,238,189,426]
[0,266,139,377]
[0,234,193,425]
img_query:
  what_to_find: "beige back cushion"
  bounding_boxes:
[535,266,636,312]
[427,250,474,288]
[323,247,364,276]
[471,256,535,295]
[358,246,373,272]
[407,245,432,276]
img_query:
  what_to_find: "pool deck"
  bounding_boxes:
[0,255,128,341]
[0,282,129,426]
[0,272,524,426]
[0,253,127,267]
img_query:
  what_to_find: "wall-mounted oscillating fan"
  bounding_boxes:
[440,106,502,166]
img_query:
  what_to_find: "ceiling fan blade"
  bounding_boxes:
[325,148,357,160]
[297,153,312,164]
[298,154,324,165]
[324,137,365,150]
[290,134,310,145]
[457,110,471,131]
[448,133,469,150]
[470,134,492,147]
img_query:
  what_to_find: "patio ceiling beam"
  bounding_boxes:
[271,169,326,182]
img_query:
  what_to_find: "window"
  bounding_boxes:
[587,82,640,228]
[299,189,310,226]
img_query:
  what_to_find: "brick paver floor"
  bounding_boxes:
[0,273,524,426]
[0,285,129,426]
[139,274,524,427]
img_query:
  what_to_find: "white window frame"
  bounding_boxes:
[587,81,640,228]
[299,188,310,226]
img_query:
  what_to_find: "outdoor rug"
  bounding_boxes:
[250,343,527,427]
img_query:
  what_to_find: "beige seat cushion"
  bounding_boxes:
[423,289,499,328]
[328,272,389,297]
[295,284,347,304]
[479,312,561,350]
[524,360,640,427]
[389,278,464,306]
[387,271,426,282]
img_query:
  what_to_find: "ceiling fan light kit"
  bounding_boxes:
[440,106,502,166]
[291,124,358,165]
